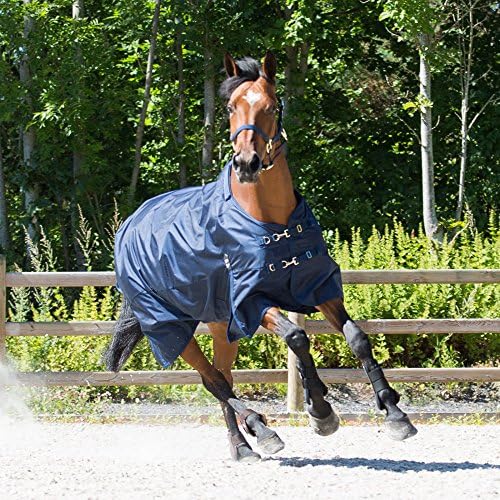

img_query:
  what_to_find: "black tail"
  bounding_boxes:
[103,299,144,372]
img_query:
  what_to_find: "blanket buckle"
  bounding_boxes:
[282,256,299,269]
[272,229,290,242]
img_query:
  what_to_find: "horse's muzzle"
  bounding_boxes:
[232,153,262,183]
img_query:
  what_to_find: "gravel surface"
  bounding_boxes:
[102,382,499,420]
[0,419,498,499]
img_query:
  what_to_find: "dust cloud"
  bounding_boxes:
[0,361,33,424]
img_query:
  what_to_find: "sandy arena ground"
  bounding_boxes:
[0,420,498,499]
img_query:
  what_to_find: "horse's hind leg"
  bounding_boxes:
[209,322,261,463]
[317,298,417,441]
[180,336,284,456]
[262,308,340,436]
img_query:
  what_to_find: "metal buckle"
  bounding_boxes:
[272,229,290,242]
[282,257,299,269]
[306,250,312,259]
[296,224,303,233]
[266,139,273,154]
[268,263,276,272]
[263,236,271,245]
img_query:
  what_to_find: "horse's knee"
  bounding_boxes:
[201,366,235,402]
[343,320,371,359]
[216,366,234,387]
[284,326,310,355]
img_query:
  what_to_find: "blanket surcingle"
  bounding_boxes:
[114,162,343,367]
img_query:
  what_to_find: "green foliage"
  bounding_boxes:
[6,217,499,402]
[316,217,500,369]
[1,1,499,402]
[378,0,442,40]
[0,0,498,267]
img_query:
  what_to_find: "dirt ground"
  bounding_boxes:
[0,419,498,500]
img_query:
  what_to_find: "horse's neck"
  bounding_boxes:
[230,155,297,225]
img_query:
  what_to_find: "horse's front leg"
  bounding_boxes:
[317,298,418,440]
[262,307,340,436]
[209,322,261,463]
[180,335,284,456]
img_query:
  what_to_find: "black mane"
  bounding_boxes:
[219,57,264,101]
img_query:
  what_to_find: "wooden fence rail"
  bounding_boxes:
[1,256,499,412]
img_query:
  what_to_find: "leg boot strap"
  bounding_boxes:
[366,365,400,410]
[297,363,328,404]
[229,431,247,448]
[237,409,267,437]
[366,365,390,410]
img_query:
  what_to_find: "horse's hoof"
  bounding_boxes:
[232,444,262,463]
[256,428,285,455]
[229,433,262,463]
[384,415,418,441]
[309,410,340,436]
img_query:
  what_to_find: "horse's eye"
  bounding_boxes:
[266,105,277,114]
[227,104,235,115]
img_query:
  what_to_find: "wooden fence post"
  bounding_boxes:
[0,255,6,363]
[287,312,305,413]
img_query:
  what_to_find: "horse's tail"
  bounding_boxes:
[103,299,144,372]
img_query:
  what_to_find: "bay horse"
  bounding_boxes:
[104,52,417,463]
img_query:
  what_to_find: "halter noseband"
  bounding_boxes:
[229,98,287,171]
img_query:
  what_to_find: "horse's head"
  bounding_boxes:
[220,52,285,183]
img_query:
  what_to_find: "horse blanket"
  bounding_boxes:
[114,161,343,367]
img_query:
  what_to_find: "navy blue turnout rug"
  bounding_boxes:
[114,162,343,367]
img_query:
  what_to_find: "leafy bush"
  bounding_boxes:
[6,213,499,401]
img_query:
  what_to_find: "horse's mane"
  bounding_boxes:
[219,57,263,101]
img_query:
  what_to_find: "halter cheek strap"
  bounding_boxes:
[229,98,287,171]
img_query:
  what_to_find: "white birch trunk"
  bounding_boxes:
[456,3,474,222]
[419,33,442,242]
[456,93,469,222]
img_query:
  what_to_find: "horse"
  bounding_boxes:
[104,52,417,463]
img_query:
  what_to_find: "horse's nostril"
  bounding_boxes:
[249,154,261,173]
[233,154,242,169]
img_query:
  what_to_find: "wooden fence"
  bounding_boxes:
[1,255,499,411]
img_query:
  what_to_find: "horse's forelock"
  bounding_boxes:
[219,57,265,101]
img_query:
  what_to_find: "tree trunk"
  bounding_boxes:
[176,22,186,188]
[284,44,297,117]
[456,2,474,222]
[456,92,469,222]
[72,0,84,184]
[455,3,497,221]
[0,139,9,253]
[201,33,215,182]
[72,0,86,270]
[418,33,442,242]
[128,0,162,205]
[283,8,310,123]
[20,0,38,247]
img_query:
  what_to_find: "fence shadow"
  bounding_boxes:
[270,456,499,473]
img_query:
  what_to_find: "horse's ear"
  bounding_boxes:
[262,51,277,82]
[224,53,239,77]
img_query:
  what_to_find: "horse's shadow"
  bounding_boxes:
[268,456,499,473]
